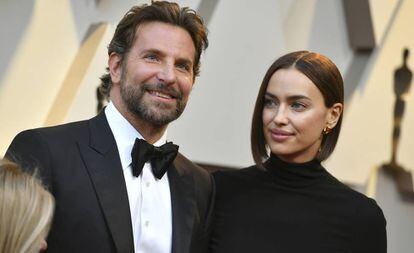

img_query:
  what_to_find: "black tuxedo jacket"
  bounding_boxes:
[5,112,214,253]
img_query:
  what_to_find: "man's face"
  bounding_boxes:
[119,21,196,127]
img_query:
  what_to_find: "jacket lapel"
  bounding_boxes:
[78,112,134,253]
[169,157,196,253]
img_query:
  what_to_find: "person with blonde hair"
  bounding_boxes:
[0,159,54,253]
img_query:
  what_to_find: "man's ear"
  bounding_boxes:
[326,103,343,129]
[108,52,123,85]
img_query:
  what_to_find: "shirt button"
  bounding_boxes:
[145,182,150,187]
[145,221,149,227]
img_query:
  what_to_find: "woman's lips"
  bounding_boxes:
[269,129,293,142]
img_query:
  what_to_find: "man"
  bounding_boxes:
[5,2,213,253]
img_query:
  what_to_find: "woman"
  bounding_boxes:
[209,51,386,253]
[0,159,55,253]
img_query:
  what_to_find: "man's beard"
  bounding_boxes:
[120,78,186,127]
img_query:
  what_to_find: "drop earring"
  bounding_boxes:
[323,126,331,135]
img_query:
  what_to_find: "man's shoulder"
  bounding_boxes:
[35,118,89,133]
[6,114,111,173]
[6,114,106,157]
[13,119,90,144]
[6,119,91,164]
[14,113,106,142]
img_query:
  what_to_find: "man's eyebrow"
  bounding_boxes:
[140,48,194,65]
[140,48,163,56]
[176,57,193,66]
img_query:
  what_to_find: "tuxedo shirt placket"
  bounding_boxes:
[105,102,172,253]
[137,161,172,253]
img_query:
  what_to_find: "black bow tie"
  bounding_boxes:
[131,138,179,179]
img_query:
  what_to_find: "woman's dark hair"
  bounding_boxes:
[99,1,208,97]
[251,51,344,167]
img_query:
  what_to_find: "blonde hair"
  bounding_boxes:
[0,159,55,253]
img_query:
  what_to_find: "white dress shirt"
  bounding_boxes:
[105,102,172,253]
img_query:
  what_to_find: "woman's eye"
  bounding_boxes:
[264,98,277,107]
[291,102,306,110]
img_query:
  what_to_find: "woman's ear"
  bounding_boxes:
[40,239,48,252]
[108,52,123,85]
[326,103,343,129]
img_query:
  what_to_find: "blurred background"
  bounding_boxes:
[0,0,413,252]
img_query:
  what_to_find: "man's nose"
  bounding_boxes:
[157,63,176,85]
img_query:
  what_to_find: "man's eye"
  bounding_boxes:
[145,54,158,61]
[177,63,190,71]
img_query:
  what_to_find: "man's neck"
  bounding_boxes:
[124,111,167,144]
[112,103,167,144]
[129,116,167,144]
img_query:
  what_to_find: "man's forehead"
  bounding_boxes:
[133,21,196,61]
[134,21,194,47]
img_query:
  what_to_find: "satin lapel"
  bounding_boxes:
[169,160,196,253]
[78,112,134,253]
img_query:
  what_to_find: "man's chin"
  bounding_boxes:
[135,109,179,127]
[127,97,185,126]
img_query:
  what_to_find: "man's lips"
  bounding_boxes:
[146,87,183,103]
[148,90,175,99]
[142,83,182,101]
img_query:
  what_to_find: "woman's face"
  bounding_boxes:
[262,68,342,163]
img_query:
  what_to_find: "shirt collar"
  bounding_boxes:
[105,101,168,170]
